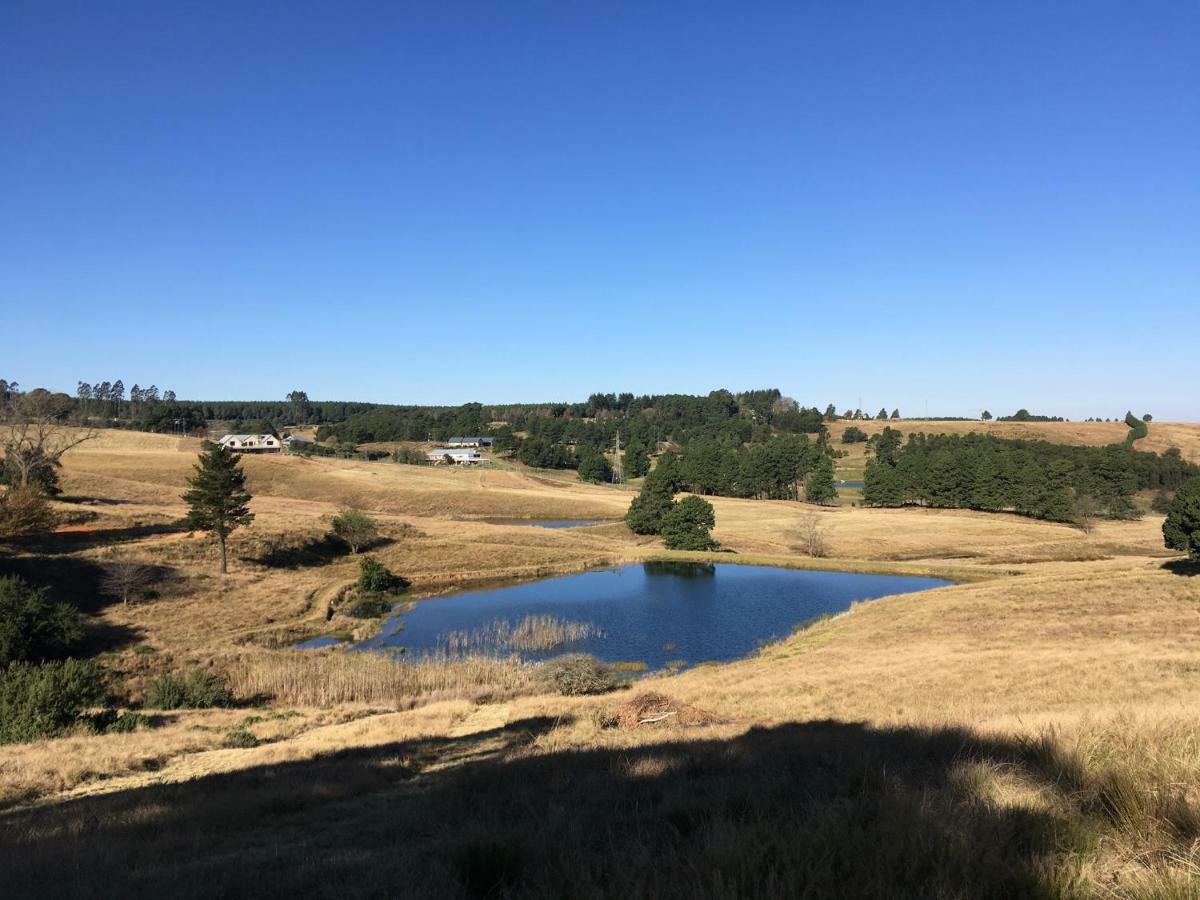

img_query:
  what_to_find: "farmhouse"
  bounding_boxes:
[426,448,485,465]
[218,434,282,453]
[447,436,493,448]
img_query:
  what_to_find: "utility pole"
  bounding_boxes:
[612,430,624,484]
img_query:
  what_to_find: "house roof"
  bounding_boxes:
[219,434,278,442]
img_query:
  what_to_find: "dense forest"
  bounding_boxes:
[862,429,1197,522]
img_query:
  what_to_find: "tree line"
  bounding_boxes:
[862,429,1197,522]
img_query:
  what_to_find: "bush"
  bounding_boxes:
[544,654,616,696]
[661,495,718,551]
[0,575,83,666]
[0,484,58,538]
[223,727,259,748]
[0,659,104,744]
[358,556,407,595]
[842,426,868,444]
[145,669,234,709]
[105,711,150,734]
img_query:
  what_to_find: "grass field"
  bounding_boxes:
[2,423,1200,897]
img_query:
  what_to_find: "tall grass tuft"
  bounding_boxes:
[225,650,535,706]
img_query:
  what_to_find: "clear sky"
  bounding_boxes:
[3,2,1197,419]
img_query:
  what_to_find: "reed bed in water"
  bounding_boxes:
[225,649,536,706]
[437,615,603,656]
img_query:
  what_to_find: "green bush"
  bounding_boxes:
[841,426,868,444]
[223,728,259,749]
[0,659,104,744]
[0,575,83,666]
[358,556,407,595]
[544,654,617,696]
[145,669,234,709]
[661,495,718,551]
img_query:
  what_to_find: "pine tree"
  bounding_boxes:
[183,442,254,574]
[804,456,838,505]
[1163,477,1200,561]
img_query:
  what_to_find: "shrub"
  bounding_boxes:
[145,669,234,709]
[543,654,616,696]
[105,711,150,734]
[331,508,379,554]
[0,659,104,744]
[344,594,392,618]
[841,426,868,444]
[0,484,58,538]
[661,495,718,551]
[223,728,259,749]
[358,556,407,595]
[1152,490,1175,514]
[0,575,83,666]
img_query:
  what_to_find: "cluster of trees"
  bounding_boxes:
[624,460,718,550]
[863,431,1198,523]
[997,409,1065,422]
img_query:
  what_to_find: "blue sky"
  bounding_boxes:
[3,2,1197,418]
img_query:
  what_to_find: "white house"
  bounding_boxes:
[218,434,282,453]
[426,448,484,465]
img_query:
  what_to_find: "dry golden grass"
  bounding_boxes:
[826,417,1200,462]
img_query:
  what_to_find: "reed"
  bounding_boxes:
[224,649,535,706]
[436,615,603,657]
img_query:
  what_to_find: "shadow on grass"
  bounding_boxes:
[1161,558,1200,577]
[242,535,393,569]
[0,716,1142,899]
[5,521,187,554]
[0,556,146,653]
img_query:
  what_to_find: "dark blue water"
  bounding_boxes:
[480,518,607,529]
[357,563,950,669]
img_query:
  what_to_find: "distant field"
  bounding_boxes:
[826,417,1200,462]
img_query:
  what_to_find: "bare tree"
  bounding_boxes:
[795,512,830,558]
[1074,493,1101,536]
[1,389,95,492]
[101,551,156,606]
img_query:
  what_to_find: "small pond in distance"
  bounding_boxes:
[357,563,950,670]
[478,518,609,529]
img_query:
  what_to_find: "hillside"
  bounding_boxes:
[1,426,1198,894]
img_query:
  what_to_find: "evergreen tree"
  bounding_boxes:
[1163,477,1200,561]
[874,427,902,465]
[876,408,889,420]
[824,403,838,420]
[577,447,613,483]
[183,442,255,575]
[805,456,838,505]
[981,410,992,420]
[661,495,718,551]
[890,409,900,419]
[624,479,675,535]
[623,439,651,478]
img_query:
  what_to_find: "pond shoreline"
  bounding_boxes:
[298,552,993,655]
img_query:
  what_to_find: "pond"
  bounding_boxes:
[355,563,950,670]
[478,518,610,529]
